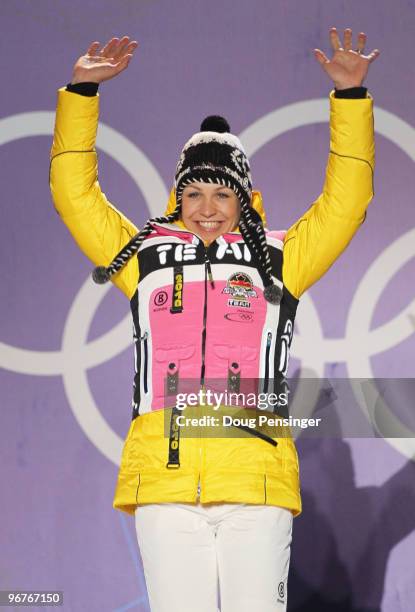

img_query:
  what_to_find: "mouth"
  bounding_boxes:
[196,221,224,232]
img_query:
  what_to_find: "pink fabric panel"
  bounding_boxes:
[203,279,267,397]
[148,281,204,409]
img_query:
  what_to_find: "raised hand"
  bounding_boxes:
[314,27,380,90]
[71,36,139,85]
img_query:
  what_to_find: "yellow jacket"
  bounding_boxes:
[50,87,374,516]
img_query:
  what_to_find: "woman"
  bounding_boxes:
[50,28,379,612]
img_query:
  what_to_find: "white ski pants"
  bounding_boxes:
[134,502,293,612]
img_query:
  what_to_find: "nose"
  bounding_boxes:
[198,196,217,218]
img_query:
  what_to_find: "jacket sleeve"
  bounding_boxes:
[49,87,139,300]
[282,90,375,300]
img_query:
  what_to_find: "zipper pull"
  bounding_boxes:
[205,254,215,288]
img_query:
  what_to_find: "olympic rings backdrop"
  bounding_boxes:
[1,1,414,610]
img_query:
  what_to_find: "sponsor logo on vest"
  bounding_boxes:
[154,291,168,306]
[224,311,254,323]
[222,272,257,308]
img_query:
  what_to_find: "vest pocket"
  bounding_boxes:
[211,344,258,394]
[154,344,196,402]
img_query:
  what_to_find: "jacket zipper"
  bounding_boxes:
[200,246,214,385]
[198,245,214,500]
[264,331,272,393]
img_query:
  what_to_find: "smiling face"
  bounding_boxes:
[180,182,241,244]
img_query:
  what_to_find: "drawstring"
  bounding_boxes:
[206,257,215,288]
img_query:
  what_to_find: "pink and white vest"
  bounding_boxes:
[129,222,299,417]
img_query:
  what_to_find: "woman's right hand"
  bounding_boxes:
[70,36,138,85]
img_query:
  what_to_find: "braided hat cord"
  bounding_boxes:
[91,206,182,284]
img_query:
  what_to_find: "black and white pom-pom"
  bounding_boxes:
[92,266,111,284]
[264,283,283,305]
[200,115,231,133]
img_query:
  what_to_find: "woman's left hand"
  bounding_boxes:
[314,27,380,89]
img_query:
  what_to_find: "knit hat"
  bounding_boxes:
[92,116,282,305]
[174,115,252,210]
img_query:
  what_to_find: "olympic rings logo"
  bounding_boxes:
[0,100,414,465]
